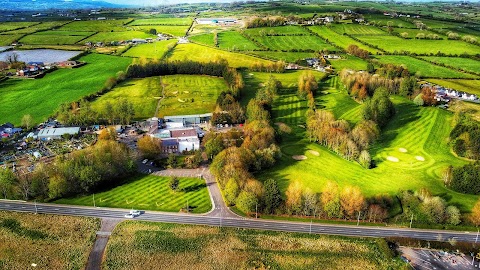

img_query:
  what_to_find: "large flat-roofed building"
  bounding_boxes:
[164,113,212,127]
[37,127,80,140]
[195,18,237,25]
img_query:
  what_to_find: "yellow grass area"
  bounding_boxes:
[0,211,99,269]
[167,43,273,68]
[104,221,404,270]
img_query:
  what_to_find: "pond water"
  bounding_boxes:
[0,46,12,52]
[0,49,82,63]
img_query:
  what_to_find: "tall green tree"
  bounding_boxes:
[263,178,282,214]
[0,168,16,199]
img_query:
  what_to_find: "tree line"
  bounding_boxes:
[0,139,136,201]
[209,75,282,214]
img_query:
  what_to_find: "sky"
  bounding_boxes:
[105,0,237,6]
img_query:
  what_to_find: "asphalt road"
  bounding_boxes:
[1,200,479,243]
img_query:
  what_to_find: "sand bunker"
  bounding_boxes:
[183,91,189,93]
[298,125,305,128]
[399,148,408,153]
[172,91,178,95]
[178,99,186,103]
[292,155,307,161]
[308,150,320,156]
[415,156,425,161]
[387,156,399,162]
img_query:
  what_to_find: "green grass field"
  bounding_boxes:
[189,33,215,46]
[422,57,480,74]
[167,43,273,68]
[329,56,369,71]
[59,19,131,32]
[247,51,314,62]
[92,74,226,119]
[128,18,192,26]
[332,24,386,35]
[373,55,476,78]
[87,31,155,43]
[0,211,98,270]
[105,221,403,270]
[0,22,40,32]
[218,31,261,51]
[258,83,477,211]
[19,31,93,45]
[243,25,311,36]
[427,79,480,96]
[364,14,416,28]
[2,21,68,35]
[122,40,177,59]
[357,35,480,55]
[255,35,337,51]
[55,174,212,213]
[391,28,446,39]
[308,26,380,54]
[129,25,190,37]
[0,53,132,125]
[0,34,23,45]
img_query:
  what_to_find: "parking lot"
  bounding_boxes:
[400,246,477,270]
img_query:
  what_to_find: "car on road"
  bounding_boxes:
[142,159,148,164]
[130,209,141,216]
[124,213,135,218]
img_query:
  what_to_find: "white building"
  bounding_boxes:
[37,127,80,140]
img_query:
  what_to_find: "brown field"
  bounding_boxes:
[104,221,405,270]
[0,211,99,270]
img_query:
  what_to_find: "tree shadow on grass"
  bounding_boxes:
[182,183,207,193]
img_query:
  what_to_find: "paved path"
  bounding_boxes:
[1,201,479,243]
[86,218,121,270]
[153,167,238,218]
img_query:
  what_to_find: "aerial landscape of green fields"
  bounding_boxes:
[1,0,480,269]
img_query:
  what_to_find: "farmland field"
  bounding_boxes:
[129,25,190,37]
[0,34,24,45]
[391,28,446,39]
[328,56,368,71]
[0,53,132,125]
[104,221,403,270]
[128,18,192,26]
[189,33,214,46]
[332,24,386,35]
[258,88,477,211]
[92,75,226,119]
[2,21,68,35]
[0,211,98,270]
[373,55,476,78]
[308,26,380,53]
[243,25,311,36]
[0,22,40,32]
[59,19,132,32]
[255,35,337,51]
[364,14,416,28]
[20,32,91,45]
[55,174,212,213]
[122,40,177,59]
[426,79,480,96]
[167,43,273,68]
[248,51,314,62]
[87,31,155,43]
[218,31,261,51]
[357,35,480,55]
[422,57,480,74]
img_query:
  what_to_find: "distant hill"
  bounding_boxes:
[0,0,129,11]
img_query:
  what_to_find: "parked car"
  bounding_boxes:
[130,209,141,216]
[142,159,148,164]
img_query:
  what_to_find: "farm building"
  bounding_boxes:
[152,128,200,153]
[37,127,80,140]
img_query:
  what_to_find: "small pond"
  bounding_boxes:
[0,49,82,63]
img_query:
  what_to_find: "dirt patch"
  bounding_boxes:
[308,150,319,156]
[415,156,425,161]
[292,155,307,161]
[399,148,408,153]
[387,156,399,162]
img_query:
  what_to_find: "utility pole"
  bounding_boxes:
[255,203,258,219]
[357,211,361,226]
[309,219,312,234]
[34,200,37,214]
[410,213,414,228]
[186,199,189,213]
[93,194,96,207]
[476,228,479,243]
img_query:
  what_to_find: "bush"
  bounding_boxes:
[236,191,258,214]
